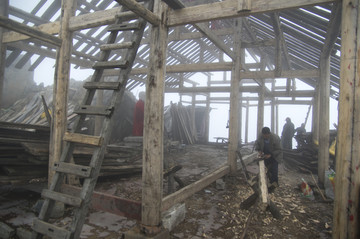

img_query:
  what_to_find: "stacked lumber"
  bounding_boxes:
[282,146,318,174]
[0,122,143,185]
[166,103,207,144]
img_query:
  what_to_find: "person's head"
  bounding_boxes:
[285,117,291,123]
[261,127,271,139]
[139,91,145,101]
[301,123,305,128]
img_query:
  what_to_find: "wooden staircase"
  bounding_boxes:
[31,1,154,238]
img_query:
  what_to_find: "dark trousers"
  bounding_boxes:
[264,157,278,184]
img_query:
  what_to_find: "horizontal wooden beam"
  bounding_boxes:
[115,0,160,26]
[167,0,338,26]
[240,69,320,79]
[165,85,260,93]
[0,16,61,46]
[162,165,230,211]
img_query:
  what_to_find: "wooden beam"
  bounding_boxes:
[115,0,160,26]
[162,165,230,211]
[318,3,341,185]
[49,0,76,184]
[167,0,338,26]
[333,0,360,238]
[141,0,167,227]
[0,15,61,46]
[228,18,242,174]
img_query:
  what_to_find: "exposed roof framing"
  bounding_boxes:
[1,0,341,99]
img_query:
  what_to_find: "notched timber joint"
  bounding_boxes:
[237,0,251,13]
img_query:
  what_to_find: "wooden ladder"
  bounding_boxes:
[31,1,153,238]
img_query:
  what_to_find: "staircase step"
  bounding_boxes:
[53,162,93,178]
[32,219,71,239]
[42,189,82,207]
[74,105,114,116]
[100,41,135,51]
[93,60,129,69]
[83,81,122,90]
[107,21,141,31]
[63,132,103,146]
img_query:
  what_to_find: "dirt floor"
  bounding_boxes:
[0,144,333,239]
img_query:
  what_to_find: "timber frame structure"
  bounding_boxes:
[0,0,359,238]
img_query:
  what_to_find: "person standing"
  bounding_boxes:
[132,91,145,136]
[255,127,283,189]
[281,117,295,149]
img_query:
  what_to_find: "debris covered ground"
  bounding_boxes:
[0,144,333,238]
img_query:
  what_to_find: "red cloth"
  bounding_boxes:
[132,100,144,136]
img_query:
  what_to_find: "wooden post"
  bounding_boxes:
[0,0,8,109]
[205,75,210,143]
[318,3,341,185]
[311,86,319,143]
[141,0,167,230]
[49,0,76,185]
[245,100,249,143]
[318,56,330,185]
[238,82,243,144]
[257,83,264,136]
[228,18,241,174]
[271,80,276,133]
[276,103,279,136]
[333,1,360,238]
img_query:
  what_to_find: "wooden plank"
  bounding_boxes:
[42,189,82,207]
[258,160,268,211]
[100,42,135,51]
[238,0,252,12]
[93,60,129,69]
[115,0,160,26]
[167,0,338,26]
[162,165,230,211]
[0,16,61,46]
[32,219,70,239]
[63,132,104,146]
[73,105,114,116]
[53,162,92,178]
[107,22,141,31]
[83,81,122,90]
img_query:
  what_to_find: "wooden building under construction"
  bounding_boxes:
[0,0,359,238]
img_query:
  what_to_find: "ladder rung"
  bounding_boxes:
[32,219,71,239]
[83,82,122,90]
[42,189,82,207]
[93,60,129,69]
[53,162,93,178]
[107,21,141,31]
[74,105,114,116]
[100,41,135,51]
[63,132,103,146]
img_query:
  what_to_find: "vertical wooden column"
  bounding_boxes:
[271,80,276,133]
[276,103,279,135]
[318,3,341,185]
[257,83,264,136]
[0,0,8,108]
[49,0,76,184]
[205,75,211,143]
[311,86,319,142]
[333,1,360,238]
[318,56,330,185]
[245,100,249,143]
[228,18,242,174]
[141,0,167,229]
[238,82,243,145]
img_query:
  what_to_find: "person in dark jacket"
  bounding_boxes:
[281,117,295,149]
[255,127,283,189]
